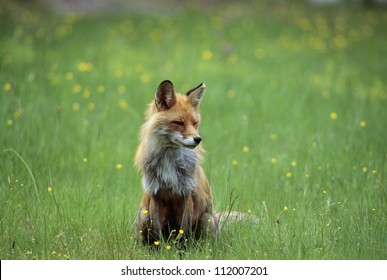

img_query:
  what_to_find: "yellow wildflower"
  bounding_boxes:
[330,112,338,120]
[65,72,74,80]
[72,102,80,111]
[117,85,126,94]
[202,50,213,61]
[87,102,95,110]
[97,85,105,93]
[118,99,128,110]
[270,133,278,141]
[227,90,236,98]
[78,62,93,72]
[73,84,82,93]
[140,74,150,84]
[4,82,12,91]
[115,69,123,78]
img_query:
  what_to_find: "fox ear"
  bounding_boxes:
[155,80,176,111]
[186,82,205,108]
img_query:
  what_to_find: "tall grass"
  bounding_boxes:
[1,0,386,259]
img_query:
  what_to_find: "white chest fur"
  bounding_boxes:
[141,147,198,196]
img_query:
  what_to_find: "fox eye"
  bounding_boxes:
[173,121,184,126]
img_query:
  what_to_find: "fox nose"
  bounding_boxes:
[193,136,202,144]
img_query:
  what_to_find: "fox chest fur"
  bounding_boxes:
[141,146,198,196]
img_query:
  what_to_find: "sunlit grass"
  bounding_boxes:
[1,0,386,260]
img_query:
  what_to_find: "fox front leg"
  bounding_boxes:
[180,196,194,240]
[148,196,162,244]
[137,195,158,245]
[137,207,152,245]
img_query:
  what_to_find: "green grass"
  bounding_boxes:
[1,0,386,260]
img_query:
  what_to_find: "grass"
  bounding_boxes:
[1,0,386,260]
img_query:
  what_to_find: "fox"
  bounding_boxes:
[134,80,219,245]
[134,80,258,245]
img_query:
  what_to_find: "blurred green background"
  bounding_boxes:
[0,0,386,259]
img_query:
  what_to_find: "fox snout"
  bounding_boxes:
[175,134,202,149]
[193,136,202,144]
[186,135,202,148]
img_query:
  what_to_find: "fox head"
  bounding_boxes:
[146,80,205,149]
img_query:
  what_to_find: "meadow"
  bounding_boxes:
[0,0,386,260]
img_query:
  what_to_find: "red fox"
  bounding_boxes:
[134,80,219,244]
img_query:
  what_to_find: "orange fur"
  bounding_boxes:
[135,80,218,244]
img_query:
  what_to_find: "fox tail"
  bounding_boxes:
[215,211,259,232]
